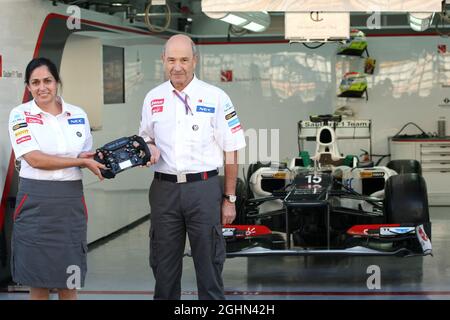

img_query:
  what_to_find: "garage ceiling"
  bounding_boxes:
[52,0,450,38]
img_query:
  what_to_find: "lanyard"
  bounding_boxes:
[173,90,193,115]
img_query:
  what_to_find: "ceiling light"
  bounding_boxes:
[408,12,435,31]
[243,21,266,32]
[221,14,248,26]
[204,11,270,32]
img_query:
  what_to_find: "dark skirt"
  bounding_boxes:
[11,178,88,289]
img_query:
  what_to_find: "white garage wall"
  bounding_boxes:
[196,36,450,165]
[338,36,450,155]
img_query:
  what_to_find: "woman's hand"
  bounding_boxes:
[82,158,106,180]
[78,151,97,159]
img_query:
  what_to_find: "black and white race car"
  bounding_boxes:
[223,115,432,258]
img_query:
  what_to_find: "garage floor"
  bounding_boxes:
[1,207,449,300]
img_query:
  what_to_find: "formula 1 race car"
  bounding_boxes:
[223,115,432,258]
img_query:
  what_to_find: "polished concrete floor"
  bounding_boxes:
[1,206,450,300]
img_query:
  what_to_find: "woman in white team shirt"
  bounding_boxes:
[8,57,105,300]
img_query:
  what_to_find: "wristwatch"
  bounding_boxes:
[223,194,237,203]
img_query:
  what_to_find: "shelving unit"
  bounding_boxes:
[389,137,450,206]
[336,46,372,101]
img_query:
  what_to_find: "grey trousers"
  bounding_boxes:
[149,175,226,300]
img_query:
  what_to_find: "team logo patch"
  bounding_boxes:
[24,111,42,118]
[228,118,240,127]
[26,117,43,125]
[225,111,236,120]
[152,106,163,114]
[68,118,85,125]
[231,124,242,133]
[13,123,28,131]
[151,98,164,107]
[16,135,31,144]
[196,106,215,113]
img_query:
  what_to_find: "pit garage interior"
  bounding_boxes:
[2,0,450,300]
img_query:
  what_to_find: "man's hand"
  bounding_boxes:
[146,143,161,166]
[221,200,236,225]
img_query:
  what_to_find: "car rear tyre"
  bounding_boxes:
[386,159,422,175]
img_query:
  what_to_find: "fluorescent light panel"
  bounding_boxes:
[243,21,266,32]
[204,11,270,32]
[221,14,248,25]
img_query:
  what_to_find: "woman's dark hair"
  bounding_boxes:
[24,57,61,85]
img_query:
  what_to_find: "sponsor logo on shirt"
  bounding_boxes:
[15,129,29,137]
[197,100,215,107]
[231,124,242,134]
[68,118,85,125]
[151,98,164,107]
[225,111,236,120]
[12,122,27,131]
[152,106,163,114]
[16,135,31,144]
[24,111,42,118]
[224,103,234,112]
[196,106,215,113]
[26,117,43,125]
[228,117,240,127]
[11,117,26,125]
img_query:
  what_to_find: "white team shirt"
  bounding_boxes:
[139,75,246,174]
[8,97,93,181]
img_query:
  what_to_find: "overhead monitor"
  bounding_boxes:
[285,12,349,42]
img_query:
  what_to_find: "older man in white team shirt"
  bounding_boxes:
[139,34,246,300]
